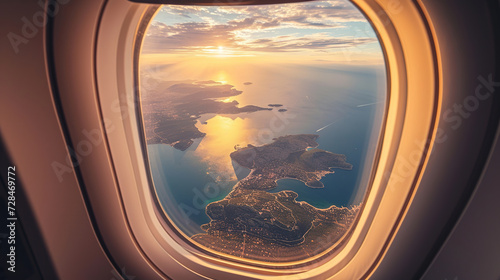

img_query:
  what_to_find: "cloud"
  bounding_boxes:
[142,0,377,54]
[216,0,366,23]
[144,21,242,52]
[245,35,377,52]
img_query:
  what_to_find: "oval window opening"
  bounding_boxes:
[139,0,386,263]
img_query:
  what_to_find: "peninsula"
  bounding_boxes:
[230,134,353,193]
[192,134,357,262]
[193,189,359,262]
[142,80,271,150]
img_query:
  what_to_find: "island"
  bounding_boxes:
[192,134,358,262]
[278,108,287,112]
[142,80,271,151]
[268,104,283,107]
[243,82,253,85]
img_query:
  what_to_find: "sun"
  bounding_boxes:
[199,45,254,58]
[217,46,225,55]
[200,46,229,57]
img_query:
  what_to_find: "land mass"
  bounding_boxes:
[230,134,353,193]
[192,190,360,262]
[142,80,271,150]
[192,190,359,262]
[193,134,357,262]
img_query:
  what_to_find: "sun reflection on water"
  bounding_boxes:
[216,70,228,84]
[195,115,256,181]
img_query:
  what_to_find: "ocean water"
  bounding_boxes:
[145,63,386,236]
[270,101,376,209]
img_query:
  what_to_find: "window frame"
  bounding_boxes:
[136,1,387,268]
[90,0,441,278]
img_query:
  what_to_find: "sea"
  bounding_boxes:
[145,62,386,236]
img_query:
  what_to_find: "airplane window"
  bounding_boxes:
[139,0,386,263]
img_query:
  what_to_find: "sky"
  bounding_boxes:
[141,0,384,65]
